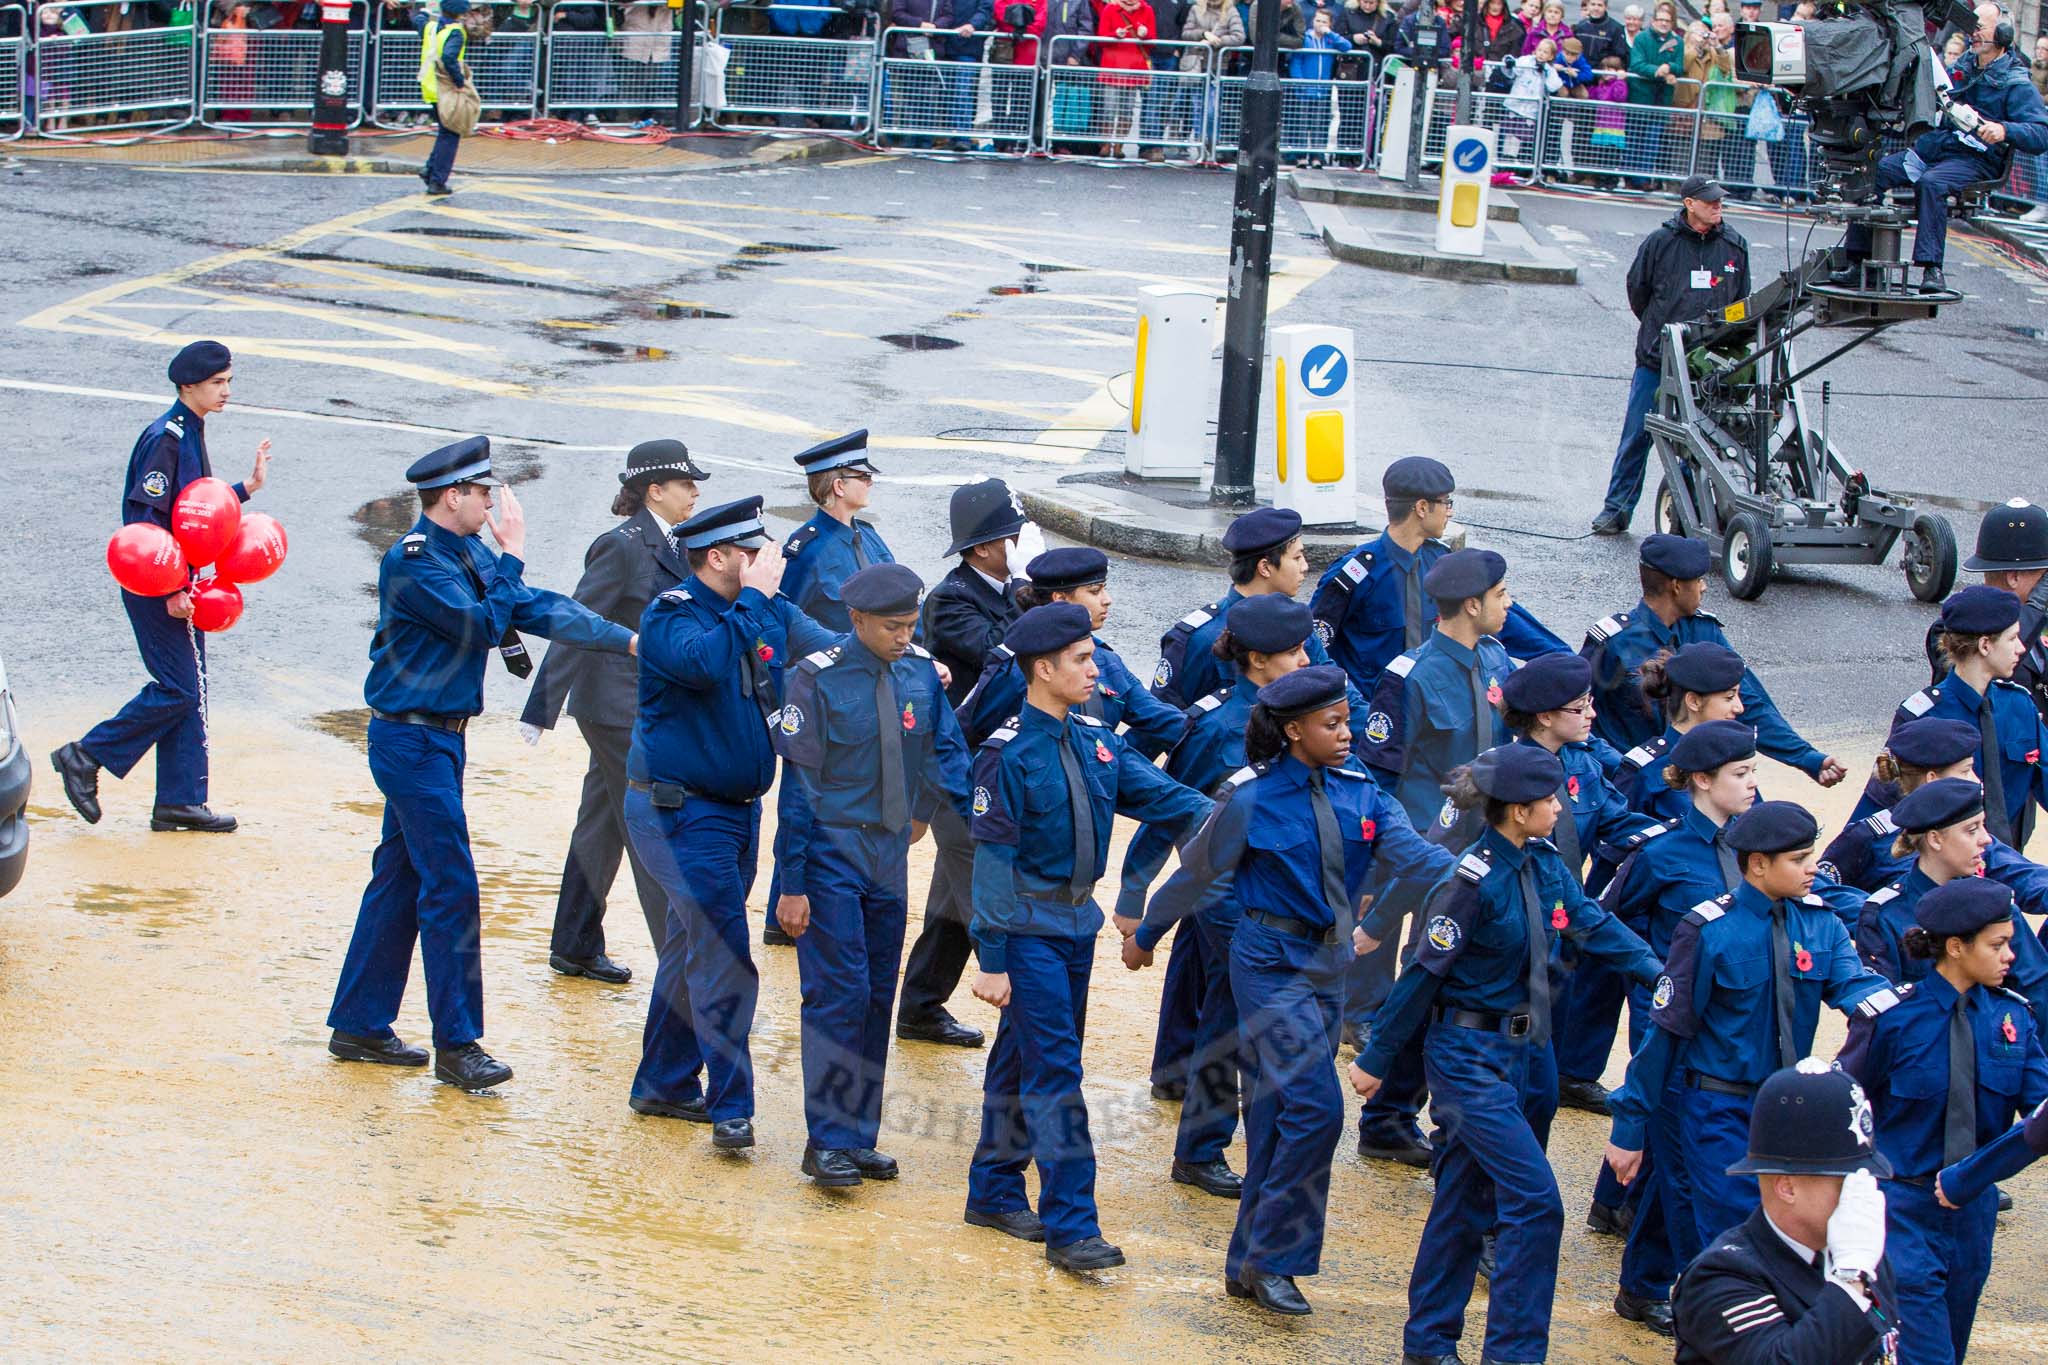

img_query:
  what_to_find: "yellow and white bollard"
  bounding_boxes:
[1435,124,1495,258]
[1264,323,1356,527]
[1124,283,1217,480]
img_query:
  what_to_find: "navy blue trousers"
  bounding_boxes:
[80,590,208,807]
[1617,1079,1688,1300]
[425,113,460,186]
[1149,917,1207,1090]
[1887,1177,1997,1365]
[793,823,908,1151]
[1598,364,1663,524]
[968,929,1100,1251]
[627,789,762,1121]
[1677,1080,1758,1250]
[1227,917,1346,1282]
[1844,149,2002,266]
[1405,1025,1562,1364]
[328,718,483,1048]
[1176,912,1241,1165]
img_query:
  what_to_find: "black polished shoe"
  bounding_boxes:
[1919,265,1948,294]
[328,1029,428,1066]
[711,1117,755,1150]
[1151,1078,1186,1102]
[434,1042,512,1091]
[1556,1076,1612,1115]
[1046,1235,1125,1271]
[50,744,102,824]
[1172,1158,1244,1199]
[896,1014,985,1048]
[1235,1271,1310,1315]
[965,1206,1047,1243]
[1589,512,1628,536]
[1827,259,1866,287]
[1475,1232,1496,1281]
[1587,1200,1632,1237]
[1340,1020,1362,1053]
[1400,1354,1466,1365]
[762,924,796,946]
[1358,1132,1434,1168]
[150,803,237,833]
[1997,1186,2013,1212]
[1614,1289,1675,1336]
[848,1147,899,1180]
[550,952,632,984]
[629,1094,711,1123]
[802,1147,864,1187]
[425,181,453,197]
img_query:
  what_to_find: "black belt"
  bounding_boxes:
[1686,1071,1757,1098]
[626,778,722,808]
[1244,909,1338,945]
[371,709,468,734]
[1434,1005,1535,1039]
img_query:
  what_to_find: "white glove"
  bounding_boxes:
[1013,521,1048,574]
[519,723,543,747]
[1824,1168,1886,1283]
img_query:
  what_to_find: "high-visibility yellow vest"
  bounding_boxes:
[418,19,464,103]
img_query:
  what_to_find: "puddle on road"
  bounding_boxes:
[280,250,613,298]
[878,333,962,351]
[567,340,671,361]
[988,282,1047,296]
[737,241,838,256]
[387,226,559,242]
[72,882,206,928]
[652,302,732,320]
[309,707,373,752]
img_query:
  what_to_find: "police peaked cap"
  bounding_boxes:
[1640,533,1713,580]
[1468,743,1565,803]
[1500,653,1592,714]
[841,563,923,616]
[1221,507,1303,558]
[1916,877,2014,939]
[793,429,877,478]
[1726,1060,1891,1178]
[676,495,770,551]
[1723,800,1819,855]
[1422,548,1506,602]
[1003,602,1092,657]
[1965,500,2048,573]
[1257,665,1348,718]
[1668,719,1756,773]
[168,339,232,387]
[1226,594,1313,654]
[1940,585,2023,636]
[1382,456,1454,501]
[407,436,500,489]
[1027,547,1109,592]
[621,438,707,486]
[1889,776,1985,835]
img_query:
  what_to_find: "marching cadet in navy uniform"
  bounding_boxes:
[896,478,1026,1049]
[1349,745,1661,1365]
[325,439,636,1091]
[1583,534,1846,787]
[624,496,840,1148]
[772,564,970,1187]
[519,438,704,983]
[1897,585,2048,850]
[1309,457,1569,699]
[53,340,272,833]
[1351,548,1519,1167]
[963,603,1211,1272]
[1148,507,1353,711]
[1607,642,1752,821]
[765,430,895,947]
[1841,878,2048,1365]
[1672,1062,1902,1365]
[1605,802,1892,1257]
[1923,500,2048,721]
[1819,718,1983,891]
[1128,666,1452,1315]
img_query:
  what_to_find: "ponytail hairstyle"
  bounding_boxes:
[1891,828,1928,860]
[1874,746,1941,797]
[611,482,647,518]
[1903,921,1990,962]
[1940,630,1996,669]
[1442,762,1512,829]
[1013,581,1053,612]
[1637,648,1688,722]
[1212,626,1255,667]
[1244,701,1290,765]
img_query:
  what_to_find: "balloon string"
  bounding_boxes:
[189,615,210,766]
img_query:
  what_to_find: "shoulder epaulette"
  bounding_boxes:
[1173,605,1217,632]
[1867,884,1901,905]
[1226,764,1264,788]
[164,417,185,439]
[1621,742,1660,770]
[1994,985,2031,1007]
[1387,653,1418,679]
[1799,892,1825,908]
[619,520,643,540]
[1529,836,1559,854]
[1688,893,1733,923]
[1990,677,2030,695]
[401,532,427,558]
[658,587,692,604]
[780,523,818,559]
[1856,985,1908,1017]
[1073,713,1106,728]
[1693,608,1722,625]
[1325,765,1368,782]
[797,646,842,674]
[989,643,1015,663]
[1862,810,1897,836]
[1190,689,1228,716]
[1587,612,1627,643]
[1900,688,1938,717]
[1615,822,1671,852]
[987,720,1020,746]
[1455,850,1492,883]
[1337,552,1371,585]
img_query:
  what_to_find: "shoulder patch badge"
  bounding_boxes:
[972,786,991,816]
[1438,798,1458,830]
[1340,555,1368,584]
[1901,689,1937,717]
[779,705,804,736]
[140,470,170,499]
[402,532,427,558]
[1364,711,1394,744]
[1652,975,1674,1009]
[1456,851,1491,883]
[1152,658,1173,689]
[1427,915,1461,951]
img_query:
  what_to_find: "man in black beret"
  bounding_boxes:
[53,340,273,833]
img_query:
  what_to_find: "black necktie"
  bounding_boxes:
[457,546,530,678]
[1768,904,1799,1068]
[1469,661,1494,756]
[876,665,908,830]
[1552,775,1583,878]
[1308,768,1349,935]
[1946,992,1978,1166]
[851,524,871,570]
[1057,729,1097,903]
[1978,693,2013,846]
[1403,562,1426,649]
[1519,859,1552,1044]
[1713,827,1741,891]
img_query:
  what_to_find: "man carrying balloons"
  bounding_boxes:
[53,340,273,834]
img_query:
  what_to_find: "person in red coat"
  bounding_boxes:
[1095,0,1156,155]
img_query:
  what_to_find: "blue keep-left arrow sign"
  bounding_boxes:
[1301,343,1348,397]
[1451,136,1489,175]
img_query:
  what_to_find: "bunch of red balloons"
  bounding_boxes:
[105,477,289,632]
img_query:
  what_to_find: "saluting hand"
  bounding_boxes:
[487,484,528,558]
[741,542,787,597]
[972,970,1011,1008]
[1605,1142,1643,1186]
[1347,1059,1382,1101]
[246,438,272,494]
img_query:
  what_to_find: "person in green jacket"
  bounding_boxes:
[1623,0,1682,186]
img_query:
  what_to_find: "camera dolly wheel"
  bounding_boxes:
[1722,512,1774,601]
[1903,512,1958,604]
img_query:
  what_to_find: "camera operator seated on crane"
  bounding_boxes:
[1834,12,2048,295]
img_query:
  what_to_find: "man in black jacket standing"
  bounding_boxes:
[1592,175,1749,535]
[520,440,705,983]
[1574,0,1629,68]
[895,478,1026,1047]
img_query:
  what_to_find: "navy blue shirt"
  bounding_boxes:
[122,400,249,536]
[628,578,840,802]
[1599,804,1739,957]
[1148,585,1349,710]
[779,511,896,634]
[365,517,632,717]
[968,705,1210,973]
[1854,861,2048,1036]
[1894,675,2048,845]
[1358,630,1515,827]
[957,636,1187,757]
[1115,678,1258,924]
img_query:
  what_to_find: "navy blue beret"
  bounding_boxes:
[1916,877,2015,938]
[1027,547,1109,592]
[1469,743,1566,803]
[1662,642,1745,695]
[1669,718,1757,773]
[1226,594,1313,654]
[1004,602,1093,656]
[167,339,232,387]
[1940,584,2023,636]
[1423,548,1507,602]
[1257,664,1349,718]
[1641,533,1713,580]
[841,562,923,616]
[406,436,499,490]
[794,429,876,477]
[1382,456,1455,501]
[1221,507,1303,557]
[677,495,770,552]
[1890,776,1985,834]
[1724,800,1820,855]
[1500,653,1592,714]
[1884,718,1982,771]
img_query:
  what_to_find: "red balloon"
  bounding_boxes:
[190,580,244,633]
[217,512,288,586]
[107,523,190,597]
[171,477,242,568]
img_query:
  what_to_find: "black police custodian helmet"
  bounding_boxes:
[1727,1059,1891,1178]
[946,478,1028,557]
[1965,500,2048,574]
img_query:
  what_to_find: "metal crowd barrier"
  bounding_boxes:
[709,5,873,133]
[201,22,366,129]
[373,24,538,127]
[32,0,197,137]
[1041,35,1209,158]
[0,5,23,139]
[1213,47,1375,163]
[872,25,1032,151]
[2008,152,2047,212]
